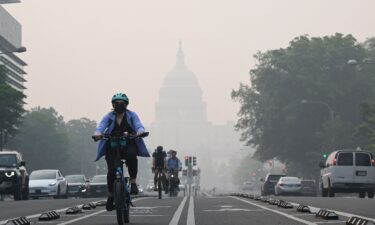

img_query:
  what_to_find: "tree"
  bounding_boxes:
[0,65,26,136]
[356,102,375,153]
[232,154,264,185]
[232,33,375,176]
[65,118,99,177]
[8,107,70,173]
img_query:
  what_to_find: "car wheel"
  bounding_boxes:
[54,186,61,199]
[359,191,366,198]
[13,185,22,201]
[22,185,29,200]
[62,186,69,199]
[327,181,335,197]
[367,189,374,199]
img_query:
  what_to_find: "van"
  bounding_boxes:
[319,149,375,198]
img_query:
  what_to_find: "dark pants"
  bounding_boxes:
[105,143,138,193]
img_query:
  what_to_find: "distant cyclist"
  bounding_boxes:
[152,146,167,192]
[167,150,182,190]
[93,92,149,211]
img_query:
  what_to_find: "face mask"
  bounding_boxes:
[114,103,126,114]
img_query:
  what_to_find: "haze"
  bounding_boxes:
[3,0,375,125]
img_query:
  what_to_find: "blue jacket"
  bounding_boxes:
[94,110,150,161]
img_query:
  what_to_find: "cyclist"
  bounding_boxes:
[167,150,182,191]
[152,146,167,192]
[93,93,149,211]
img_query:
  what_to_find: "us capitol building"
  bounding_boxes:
[146,43,242,187]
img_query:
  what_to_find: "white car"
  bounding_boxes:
[29,169,68,199]
[320,149,375,198]
[274,177,301,196]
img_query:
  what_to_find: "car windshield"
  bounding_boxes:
[268,175,285,182]
[92,175,106,183]
[0,154,17,167]
[30,170,57,180]
[66,175,85,183]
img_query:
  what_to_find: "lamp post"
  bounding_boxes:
[301,99,335,148]
[0,47,27,55]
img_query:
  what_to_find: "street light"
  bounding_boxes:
[0,46,27,55]
[301,99,335,148]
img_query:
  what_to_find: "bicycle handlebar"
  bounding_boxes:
[92,131,149,142]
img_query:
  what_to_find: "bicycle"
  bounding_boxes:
[168,169,179,197]
[154,167,165,199]
[93,131,149,225]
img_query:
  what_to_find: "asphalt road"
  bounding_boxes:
[0,193,374,225]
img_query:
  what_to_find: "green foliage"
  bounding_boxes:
[232,33,375,176]
[0,65,26,134]
[65,118,99,177]
[357,102,375,153]
[8,107,70,173]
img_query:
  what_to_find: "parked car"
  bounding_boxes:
[301,179,317,196]
[89,175,107,197]
[241,181,254,191]
[29,169,68,199]
[66,174,90,198]
[0,151,29,200]
[274,177,302,196]
[320,149,375,198]
[261,173,286,195]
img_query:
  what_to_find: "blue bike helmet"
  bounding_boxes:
[111,93,129,104]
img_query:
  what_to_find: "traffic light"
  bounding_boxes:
[185,156,189,166]
[323,153,328,158]
[193,156,197,166]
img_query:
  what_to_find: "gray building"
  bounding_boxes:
[0,2,27,91]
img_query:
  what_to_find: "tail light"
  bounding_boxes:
[279,183,284,187]
[333,158,337,166]
[371,159,375,166]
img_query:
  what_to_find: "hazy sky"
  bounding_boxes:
[4,0,375,125]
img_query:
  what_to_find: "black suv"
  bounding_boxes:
[261,173,286,195]
[0,151,29,200]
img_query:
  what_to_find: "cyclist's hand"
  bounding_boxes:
[92,135,101,141]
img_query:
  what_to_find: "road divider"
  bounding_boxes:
[277,200,293,209]
[315,209,339,220]
[5,217,30,225]
[65,206,82,215]
[39,211,60,221]
[296,205,311,213]
[346,216,375,225]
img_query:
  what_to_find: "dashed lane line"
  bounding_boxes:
[231,196,317,225]
[187,196,195,225]
[168,196,187,225]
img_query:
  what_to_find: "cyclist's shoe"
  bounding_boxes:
[130,183,139,195]
[106,196,114,211]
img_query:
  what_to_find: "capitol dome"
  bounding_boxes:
[155,42,207,122]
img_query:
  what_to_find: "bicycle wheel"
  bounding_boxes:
[114,180,125,225]
[124,191,130,223]
[158,173,162,199]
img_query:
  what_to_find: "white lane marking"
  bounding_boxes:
[204,208,264,212]
[187,196,195,225]
[287,201,375,222]
[315,221,347,224]
[57,210,106,225]
[231,197,317,225]
[168,196,187,225]
[56,198,146,225]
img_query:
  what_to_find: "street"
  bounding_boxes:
[0,193,374,225]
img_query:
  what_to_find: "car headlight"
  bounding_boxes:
[5,171,15,177]
[49,182,57,186]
